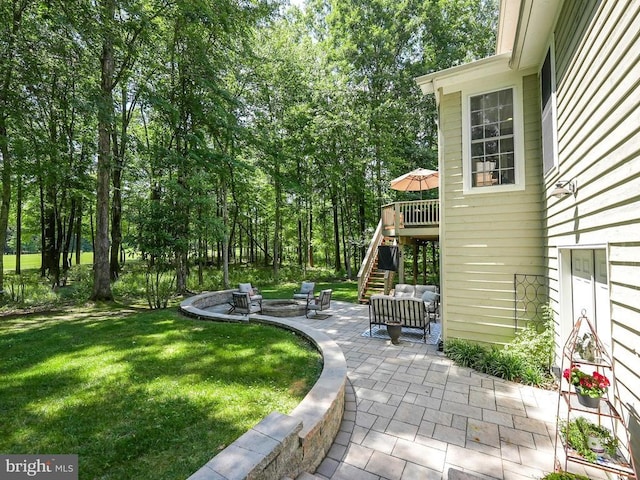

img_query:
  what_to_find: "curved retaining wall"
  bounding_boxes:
[179,292,347,480]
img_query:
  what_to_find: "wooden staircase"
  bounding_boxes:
[357,220,396,304]
[358,252,393,304]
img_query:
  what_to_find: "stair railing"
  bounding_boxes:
[357,220,384,302]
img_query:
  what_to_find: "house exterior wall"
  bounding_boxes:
[544,0,640,465]
[439,74,545,345]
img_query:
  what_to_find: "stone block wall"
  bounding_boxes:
[180,293,348,479]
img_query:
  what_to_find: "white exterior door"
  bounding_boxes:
[570,249,612,354]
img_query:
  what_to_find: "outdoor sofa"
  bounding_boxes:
[368,283,439,342]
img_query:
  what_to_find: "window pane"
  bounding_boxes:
[502,153,514,168]
[485,107,499,123]
[485,124,500,138]
[485,93,498,108]
[469,88,515,187]
[499,88,512,105]
[471,126,484,140]
[471,111,483,126]
[500,137,514,153]
[485,140,498,154]
[471,143,484,157]
[541,50,552,107]
[500,119,513,136]
[500,103,513,121]
[500,168,515,184]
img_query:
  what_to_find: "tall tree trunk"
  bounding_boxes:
[340,200,351,279]
[111,84,133,280]
[38,178,46,277]
[75,198,82,265]
[110,150,122,280]
[273,166,281,280]
[0,119,10,292]
[250,213,255,263]
[331,190,341,271]
[43,188,60,287]
[221,187,229,288]
[297,216,303,266]
[92,0,115,301]
[15,175,22,274]
[89,201,95,255]
[308,209,314,268]
[62,198,76,281]
[0,0,28,293]
[359,194,366,266]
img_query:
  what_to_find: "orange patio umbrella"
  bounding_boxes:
[390,168,439,198]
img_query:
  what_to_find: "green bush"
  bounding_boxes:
[63,265,94,301]
[1,272,59,309]
[540,473,590,480]
[505,304,554,372]
[443,305,556,387]
[443,338,488,368]
[472,345,502,373]
[487,350,525,382]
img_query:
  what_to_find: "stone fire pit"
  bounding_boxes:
[261,300,306,317]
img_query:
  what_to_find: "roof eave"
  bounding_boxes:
[496,0,522,55]
[510,0,564,70]
[415,52,513,96]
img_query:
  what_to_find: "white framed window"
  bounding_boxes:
[540,43,559,175]
[462,78,525,194]
[470,88,515,187]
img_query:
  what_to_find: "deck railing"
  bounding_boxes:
[357,219,384,301]
[382,199,439,230]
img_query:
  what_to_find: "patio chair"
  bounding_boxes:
[238,283,263,303]
[306,289,332,318]
[420,289,439,323]
[229,292,262,315]
[293,281,315,301]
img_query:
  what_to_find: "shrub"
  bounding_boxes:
[444,338,488,368]
[487,350,525,382]
[540,473,590,480]
[145,265,176,309]
[505,304,555,372]
[63,265,94,301]
[521,365,545,386]
[1,272,58,309]
[443,305,556,387]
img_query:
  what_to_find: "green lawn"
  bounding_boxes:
[0,307,322,479]
[3,253,94,271]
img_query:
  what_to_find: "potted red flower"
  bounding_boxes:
[563,365,610,408]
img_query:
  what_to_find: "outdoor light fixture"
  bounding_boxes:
[551,179,577,198]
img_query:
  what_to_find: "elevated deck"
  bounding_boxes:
[381,199,439,241]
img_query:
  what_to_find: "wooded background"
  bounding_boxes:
[0,0,497,299]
